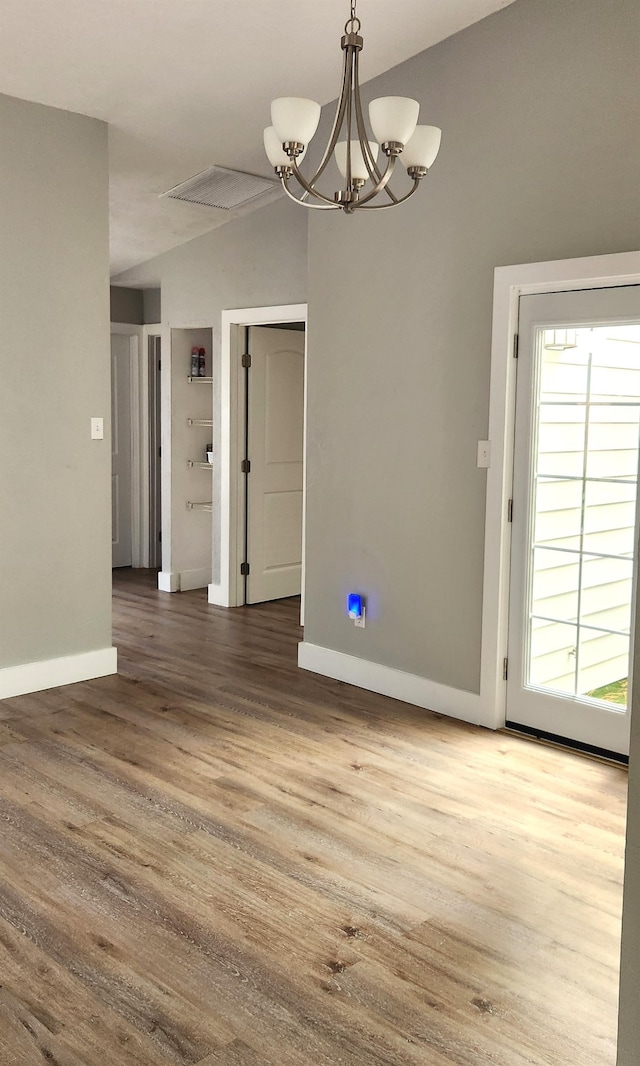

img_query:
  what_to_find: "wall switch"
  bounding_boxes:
[91,417,104,440]
[477,440,491,468]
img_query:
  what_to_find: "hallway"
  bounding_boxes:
[0,569,628,1065]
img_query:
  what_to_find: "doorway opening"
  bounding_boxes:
[238,322,305,606]
[507,286,640,759]
[110,322,162,573]
[208,303,308,614]
[479,251,640,743]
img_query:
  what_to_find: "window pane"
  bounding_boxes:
[539,348,588,403]
[536,405,586,478]
[582,479,637,557]
[578,626,629,707]
[529,618,577,694]
[586,405,640,480]
[524,323,640,711]
[580,555,633,633]
[533,477,583,550]
[531,547,579,622]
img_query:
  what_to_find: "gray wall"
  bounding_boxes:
[110,286,160,324]
[115,197,307,584]
[143,288,161,324]
[304,0,640,693]
[110,285,143,324]
[0,93,111,667]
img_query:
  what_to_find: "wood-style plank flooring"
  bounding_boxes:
[0,569,628,1065]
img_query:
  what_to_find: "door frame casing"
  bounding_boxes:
[111,324,141,567]
[481,251,640,731]
[111,322,161,569]
[209,303,308,611]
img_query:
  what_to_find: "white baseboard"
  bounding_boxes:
[179,567,212,592]
[0,647,118,701]
[158,570,179,593]
[208,582,230,607]
[159,569,211,593]
[297,641,485,728]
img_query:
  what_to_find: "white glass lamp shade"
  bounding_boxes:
[270,97,321,146]
[334,140,379,182]
[263,126,306,167]
[400,125,442,170]
[368,96,419,146]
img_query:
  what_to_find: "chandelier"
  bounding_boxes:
[263,1,441,213]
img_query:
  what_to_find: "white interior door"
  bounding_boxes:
[111,334,133,568]
[507,285,640,757]
[246,326,304,604]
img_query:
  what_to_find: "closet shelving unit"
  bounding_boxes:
[186,379,213,514]
[170,327,215,587]
[186,501,213,512]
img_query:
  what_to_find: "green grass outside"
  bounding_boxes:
[586,678,628,706]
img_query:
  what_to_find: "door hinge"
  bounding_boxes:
[508,498,513,522]
[241,353,252,368]
[513,333,519,359]
[158,531,162,543]
[240,562,250,576]
[503,657,508,681]
[241,459,251,474]
[158,359,161,371]
[158,445,161,458]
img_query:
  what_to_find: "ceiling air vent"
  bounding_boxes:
[161,166,279,211]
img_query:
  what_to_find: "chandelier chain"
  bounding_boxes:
[345,0,360,35]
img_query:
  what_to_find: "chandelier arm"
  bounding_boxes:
[352,155,398,207]
[354,178,421,209]
[280,178,339,209]
[345,46,354,190]
[352,50,399,204]
[288,159,341,207]
[306,46,352,190]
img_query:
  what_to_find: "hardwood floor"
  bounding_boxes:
[0,569,628,1065]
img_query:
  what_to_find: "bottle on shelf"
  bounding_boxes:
[190,346,199,376]
[198,347,206,377]
[206,443,213,464]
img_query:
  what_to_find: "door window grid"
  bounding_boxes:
[526,326,640,706]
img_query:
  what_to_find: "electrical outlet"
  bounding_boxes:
[354,608,366,628]
[91,417,104,440]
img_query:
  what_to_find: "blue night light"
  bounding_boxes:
[347,593,363,620]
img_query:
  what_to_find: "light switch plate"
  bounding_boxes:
[91,417,104,440]
[477,440,491,468]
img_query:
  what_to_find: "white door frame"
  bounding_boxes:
[480,250,640,731]
[209,303,308,612]
[111,322,161,569]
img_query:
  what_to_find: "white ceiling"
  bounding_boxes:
[0,0,517,280]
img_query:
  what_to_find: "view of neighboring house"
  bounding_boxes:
[530,326,640,701]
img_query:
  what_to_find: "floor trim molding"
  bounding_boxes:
[179,567,212,592]
[0,647,118,701]
[158,570,179,593]
[159,569,212,593]
[298,641,484,726]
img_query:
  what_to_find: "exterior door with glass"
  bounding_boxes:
[507,285,640,757]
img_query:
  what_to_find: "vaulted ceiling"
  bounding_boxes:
[0,0,517,277]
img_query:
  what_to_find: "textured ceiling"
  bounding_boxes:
[0,0,517,279]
